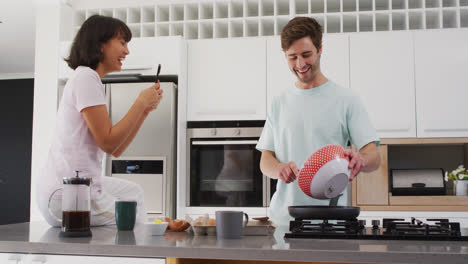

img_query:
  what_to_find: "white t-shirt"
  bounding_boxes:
[39,66,107,199]
[256,81,379,225]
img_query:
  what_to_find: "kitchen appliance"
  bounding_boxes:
[285,217,468,241]
[288,206,360,220]
[102,74,178,219]
[59,171,92,238]
[185,121,269,215]
[390,169,446,196]
[287,194,360,221]
[111,157,166,215]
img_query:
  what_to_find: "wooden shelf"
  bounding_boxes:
[357,205,468,211]
[389,194,468,206]
[352,143,468,211]
[380,137,468,145]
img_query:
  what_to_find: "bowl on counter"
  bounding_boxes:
[145,222,169,236]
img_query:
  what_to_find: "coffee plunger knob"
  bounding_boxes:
[75,171,80,177]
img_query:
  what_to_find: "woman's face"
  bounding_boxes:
[100,35,129,74]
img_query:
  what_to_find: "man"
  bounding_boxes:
[256,17,381,225]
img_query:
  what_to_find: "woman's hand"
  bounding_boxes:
[138,81,163,111]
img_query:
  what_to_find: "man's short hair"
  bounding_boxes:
[281,17,323,52]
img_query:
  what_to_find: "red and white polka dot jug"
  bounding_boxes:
[298,144,350,199]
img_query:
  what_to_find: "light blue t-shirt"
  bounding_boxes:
[256,81,379,225]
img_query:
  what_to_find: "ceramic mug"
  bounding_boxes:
[115,201,137,231]
[215,211,249,239]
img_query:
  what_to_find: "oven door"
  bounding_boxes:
[188,138,265,207]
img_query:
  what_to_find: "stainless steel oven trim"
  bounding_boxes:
[192,140,259,145]
[186,126,265,207]
[265,176,271,207]
[188,127,264,138]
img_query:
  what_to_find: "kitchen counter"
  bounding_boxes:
[0,222,467,264]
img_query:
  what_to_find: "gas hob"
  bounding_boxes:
[285,217,468,241]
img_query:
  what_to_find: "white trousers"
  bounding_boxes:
[38,176,146,227]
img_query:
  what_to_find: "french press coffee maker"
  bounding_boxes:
[60,171,92,237]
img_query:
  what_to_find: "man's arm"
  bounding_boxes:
[260,150,298,183]
[359,142,381,172]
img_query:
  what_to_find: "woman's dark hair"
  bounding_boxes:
[65,15,132,70]
[281,17,323,52]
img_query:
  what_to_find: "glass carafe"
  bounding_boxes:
[60,171,92,237]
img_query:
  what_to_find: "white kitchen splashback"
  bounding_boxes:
[69,0,468,40]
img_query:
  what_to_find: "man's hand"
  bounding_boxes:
[276,161,299,183]
[344,149,366,181]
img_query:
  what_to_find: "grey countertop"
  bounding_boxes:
[0,222,468,263]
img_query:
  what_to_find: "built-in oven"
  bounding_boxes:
[186,121,270,215]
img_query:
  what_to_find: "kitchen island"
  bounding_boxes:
[0,222,467,264]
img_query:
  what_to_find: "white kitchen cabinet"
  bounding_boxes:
[266,34,350,112]
[350,31,416,138]
[123,36,182,75]
[414,29,468,138]
[28,254,165,264]
[187,38,266,121]
[58,36,183,80]
[0,253,28,264]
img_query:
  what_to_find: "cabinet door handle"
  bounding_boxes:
[30,255,47,263]
[7,254,25,264]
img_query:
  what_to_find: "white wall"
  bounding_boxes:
[30,0,61,221]
[0,0,36,77]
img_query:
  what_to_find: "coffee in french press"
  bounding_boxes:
[60,171,92,237]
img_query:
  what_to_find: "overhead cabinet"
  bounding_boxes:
[414,29,468,138]
[58,37,184,79]
[187,38,266,121]
[349,31,416,138]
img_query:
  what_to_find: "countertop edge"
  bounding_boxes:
[1,241,468,264]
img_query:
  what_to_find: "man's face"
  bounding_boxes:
[285,36,322,84]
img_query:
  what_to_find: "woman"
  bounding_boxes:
[37,15,162,226]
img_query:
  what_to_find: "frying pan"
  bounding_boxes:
[288,194,360,220]
[288,205,360,220]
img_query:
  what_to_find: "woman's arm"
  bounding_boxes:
[81,101,145,154]
[81,83,161,155]
[110,110,147,158]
